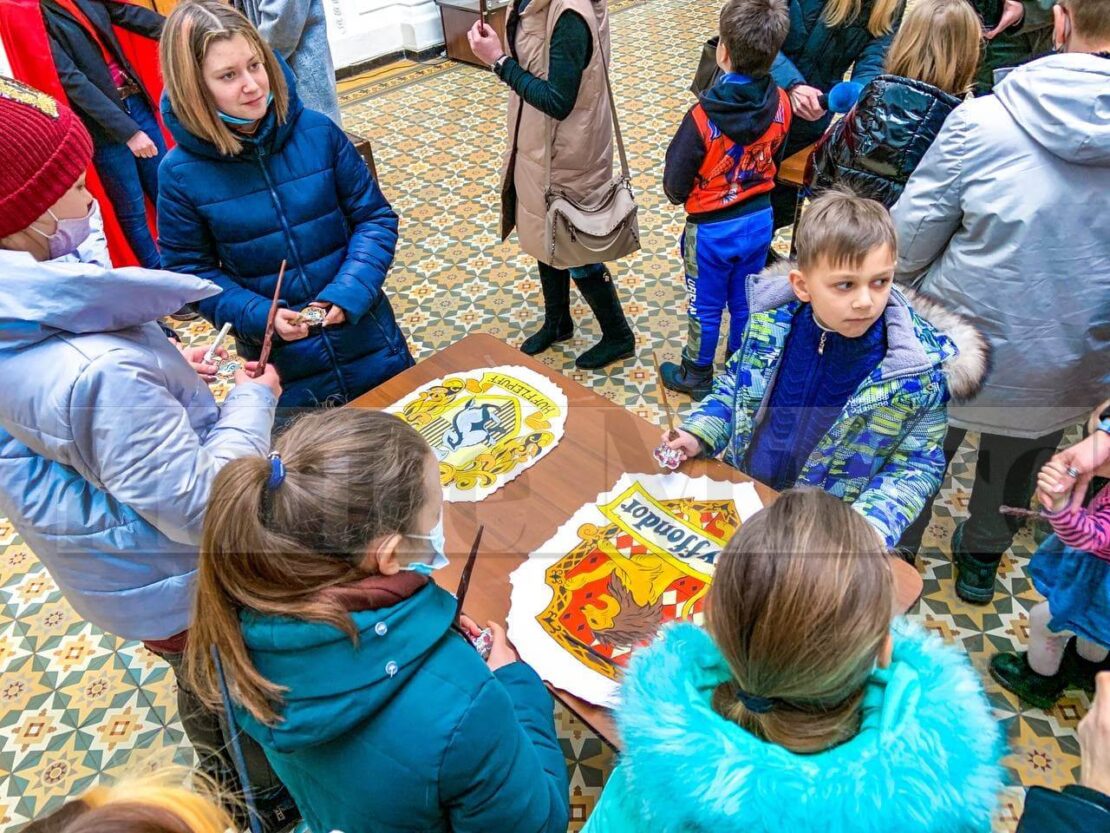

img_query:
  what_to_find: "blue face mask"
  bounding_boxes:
[404,515,448,576]
[217,92,273,125]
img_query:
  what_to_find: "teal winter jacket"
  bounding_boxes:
[233,582,570,833]
[682,264,988,546]
[584,620,1006,833]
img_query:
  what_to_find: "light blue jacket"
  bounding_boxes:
[585,620,1006,833]
[0,252,276,640]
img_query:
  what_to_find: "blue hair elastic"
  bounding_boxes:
[736,688,775,714]
[266,451,286,491]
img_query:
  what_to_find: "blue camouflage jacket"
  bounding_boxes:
[683,265,988,546]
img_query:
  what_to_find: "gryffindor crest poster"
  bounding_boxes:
[508,473,763,707]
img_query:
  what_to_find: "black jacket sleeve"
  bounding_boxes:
[496,10,592,121]
[105,0,164,38]
[1016,785,1110,831]
[662,108,705,205]
[46,33,140,143]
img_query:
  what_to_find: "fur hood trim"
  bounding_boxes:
[614,620,1005,833]
[747,262,990,402]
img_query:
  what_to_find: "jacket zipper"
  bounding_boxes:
[255,147,351,401]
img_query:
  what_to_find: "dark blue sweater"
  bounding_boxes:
[745,305,886,490]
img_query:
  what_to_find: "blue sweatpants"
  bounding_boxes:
[680,207,774,367]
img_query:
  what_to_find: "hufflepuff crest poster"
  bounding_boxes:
[387,365,568,502]
[508,473,764,706]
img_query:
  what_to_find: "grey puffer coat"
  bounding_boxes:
[892,53,1110,438]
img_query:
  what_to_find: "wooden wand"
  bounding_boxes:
[252,260,286,378]
[651,351,677,440]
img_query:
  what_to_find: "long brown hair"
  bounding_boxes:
[185,409,433,725]
[705,489,893,754]
[160,0,289,156]
[823,0,901,37]
[884,0,981,94]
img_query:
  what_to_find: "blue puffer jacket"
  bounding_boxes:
[584,620,1006,833]
[0,252,275,640]
[158,58,413,409]
[234,581,570,833]
[772,0,906,94]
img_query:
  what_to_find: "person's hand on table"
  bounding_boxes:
[1079,672,1110,797]
[181,343,226,382]
[467,20,505,67]
[275,308,310,342]
[662,428,702,463]
[985,0,1024,39]
[308,301,347,328]
[788,85,827,121]
[484,621,519,672]
[235,360,283,400]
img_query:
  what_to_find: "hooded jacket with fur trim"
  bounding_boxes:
[583,620,1005,833]
[682,263,988,546]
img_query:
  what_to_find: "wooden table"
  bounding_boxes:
[351,333,924,747]
[776,142,816,189]
[435,0,512,69]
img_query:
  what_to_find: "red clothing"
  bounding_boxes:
[684,88,791,216]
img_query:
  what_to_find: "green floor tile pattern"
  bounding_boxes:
[0,0,1088,827]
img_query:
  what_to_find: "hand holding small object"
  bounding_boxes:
[203,322,234,365]
[467,20,505,66]
[317,303,347,328]
[661,428,702,463]
[1036,460,1074,512]
[236,361,283,399]
[484,621,518,672]
[274,308,310,341]
[179,344,224,382]
[788,85,827,121]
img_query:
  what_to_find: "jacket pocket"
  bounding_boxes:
[366,295,403,355]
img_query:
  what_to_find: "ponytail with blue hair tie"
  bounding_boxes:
[266,451,286,491]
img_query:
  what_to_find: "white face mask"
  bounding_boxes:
[403,515,449,576]
[31,205,93,259]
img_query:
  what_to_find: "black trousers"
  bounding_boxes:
[899,427,1066,564]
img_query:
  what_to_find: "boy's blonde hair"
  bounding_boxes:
[1062,0,1110,41]
[885,0,981,94]
[823,0,901,36]
[22,767,233,833]
[160,0,289,157]
[185,408,434,726]
[794,187,897,272]
[706,489,894,754]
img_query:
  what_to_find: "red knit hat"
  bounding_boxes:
[0,77,94,238]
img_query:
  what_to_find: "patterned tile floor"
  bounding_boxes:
[0,0,1089,828]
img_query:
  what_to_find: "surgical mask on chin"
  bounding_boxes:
[218,92,274,125]
[31,206,93,259]
[404,515,448,576]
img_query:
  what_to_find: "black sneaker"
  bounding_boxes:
[989,651,1067,710]
[660,359,713,401]
[952,522,997,605]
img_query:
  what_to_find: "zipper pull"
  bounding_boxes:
[818,331,827,355]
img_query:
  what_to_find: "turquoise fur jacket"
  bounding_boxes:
[683,264,989,546]
[584,621,1006,833]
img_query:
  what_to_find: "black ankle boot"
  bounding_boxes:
[572,267,635,369]
[989,651,1067,710]
[521,266,573,355]
[660,358,713,400]
[952,521,999,605]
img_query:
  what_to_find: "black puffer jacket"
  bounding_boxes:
[809,74,962,207]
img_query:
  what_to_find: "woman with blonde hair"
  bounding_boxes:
[810,0,982,205]
[768,0,906,227]
[22,768,233,833]
[157,0,412,412]
[584,488,1004,832]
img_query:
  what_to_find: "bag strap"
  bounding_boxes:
[543,12,631,196]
